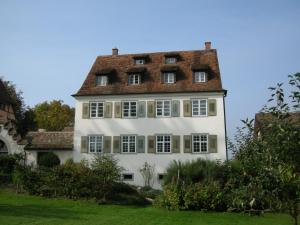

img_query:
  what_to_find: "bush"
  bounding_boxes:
[184,181,226,211]
[154,184,185,210]
[139,186,162,199]
[0,154,22,184]
[37,152,60,168]
[164,159,221,185]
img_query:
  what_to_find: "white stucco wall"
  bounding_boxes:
[0,125,24,155]
[73,92,227,189]
[25,150,73,166]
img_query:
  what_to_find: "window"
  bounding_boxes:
[165,57,177,64]
[96,75,108,86]
[156,100,171,117]
[128,74,140,85]
[192,99,207,116]
[122,135,136,153]
[90,102,104,118]
[192,134,208,153]
[163,73,175,84]
[194,72,206,83]
[134,59,145,65]
[122,101,137,118]
[89,135,103,153]
[158,174,165,181]
[156,135,171,153]
[122,173,134,181]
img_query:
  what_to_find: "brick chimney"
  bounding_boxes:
[112,48,118,56]
[205,42,211,50]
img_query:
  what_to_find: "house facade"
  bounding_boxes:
[73,42,227,188]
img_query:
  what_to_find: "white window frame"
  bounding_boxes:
[121,135,137,153]
[96,75,108,86]
[90,102,104,118]
[156,100,171,117]
[88,135,103,153]
[134,59,145,65]
[156,135,172,153]
[165,57,177,64]
[128,74,140,85]
[192,134,208,153]
[122,101,137,118]
[163,73,175,84]
[194,71,207,83]
[192,99,207,117]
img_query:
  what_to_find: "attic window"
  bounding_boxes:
[134,58,145,65]
[96,75,108,86]
[128,74,140,85]
[165,57,177,64]
[194,72,207,83]
[162,72,175,84]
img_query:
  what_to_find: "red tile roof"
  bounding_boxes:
[73,49,225,97]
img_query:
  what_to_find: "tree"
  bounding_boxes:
[1,77,34,136]
[233,73,300,224]
[33,100,74,131]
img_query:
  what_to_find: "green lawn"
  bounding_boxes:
[0,189,293,225]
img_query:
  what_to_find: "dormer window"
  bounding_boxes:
[165,57,177,64]
[194,71,207,83]
[96,75,108,86]
[128,74,140,85]
[163,72,175,84]
[134,58,145,65]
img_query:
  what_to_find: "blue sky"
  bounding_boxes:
[0,0,299,137]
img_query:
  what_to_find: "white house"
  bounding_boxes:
[72,42,227,189]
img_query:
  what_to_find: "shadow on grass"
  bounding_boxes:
[0,204,81,220]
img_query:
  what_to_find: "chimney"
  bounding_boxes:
[112,47,118,56]
[205,42,211,50]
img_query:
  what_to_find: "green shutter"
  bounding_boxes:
[138,101,146,118]
[114,102,122,118]
[208,99,217,116]
[137,136,145,153]
[104,102,112,118]
[148,136,156,153]
[81,136,88,153]
[82,103,90,119]
[147,101,155,118]
[209,135,218,153]
[183,100,191,117]
[184,135,192,153]
[172,100,180,117]
[103,136,111,153]
[172,135,180,153]
[113,136,120,153]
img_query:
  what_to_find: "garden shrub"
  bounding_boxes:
[154,184,185,210]
[37,152,60,168]
[164,159,221,186]
[184,181,226,211]
[139,186,162,199]
[0,154,19,184]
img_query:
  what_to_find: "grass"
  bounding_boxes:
[0,189,293,225]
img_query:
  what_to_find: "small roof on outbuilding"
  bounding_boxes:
[24,131,73,151]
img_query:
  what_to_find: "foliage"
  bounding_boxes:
[0,154,22,184]
[90,154,123,202]
[37,152,60,168]
[233,73,300,224]
[164,158,221,186]
[1,78,34,136]
[184,180,226,211]
[154,183,185,210]
[139,186,162,199]
[139,162,155,187]
[33,100,74,131]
